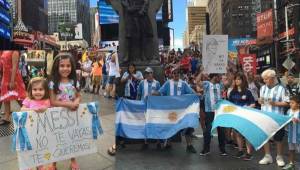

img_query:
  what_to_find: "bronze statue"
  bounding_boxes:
[105,0,164,65]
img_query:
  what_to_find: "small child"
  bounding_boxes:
[283,95,300,170]
[21,77,50,170]
[49,53,81,170]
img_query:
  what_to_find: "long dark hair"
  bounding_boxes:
[50,52,79,94]
[127,63,136,74]
[232,72,248,94]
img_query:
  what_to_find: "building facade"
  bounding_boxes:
[48,0,90,45]
[222,0,255,37]
[208,0,222,34]
[90,7,100,47]
[8,0,48,34]
[186,3,206,45]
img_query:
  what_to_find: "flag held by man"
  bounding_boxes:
[212,100,293,150]
[146,95,199,139]
[115,95,200,139]
[115,98,147,139]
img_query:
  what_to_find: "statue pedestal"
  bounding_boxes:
[116,64,165,98]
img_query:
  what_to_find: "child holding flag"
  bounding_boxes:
[282,95,300,170]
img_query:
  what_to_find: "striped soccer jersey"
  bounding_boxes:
[260,84,289,115]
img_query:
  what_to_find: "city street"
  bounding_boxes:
[0,93,115,170]
[116,128,300,170]
[1,93,300,170]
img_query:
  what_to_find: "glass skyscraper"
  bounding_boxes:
[48,0,90,44]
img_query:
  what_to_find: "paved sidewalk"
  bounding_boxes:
[116,128,300,170]
[0,93,115,170]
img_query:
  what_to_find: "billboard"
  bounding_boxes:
[0,23,10,39]
[256,9,273,44]
[228,38,256,60]
[0,7,10,25]
[0,0,10,10]
[75,23,83,40]
[238,54,257,74]
[98,0,163,24]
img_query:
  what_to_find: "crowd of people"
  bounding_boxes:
[111,47,300,170]
[1,47,300,169]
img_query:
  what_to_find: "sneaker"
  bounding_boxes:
[233,151,244,158]
[199,149,210,156]
[282,163,295,170]
[186,145,197,153]
[220,150,228,156]
[259,155,273,165]
[276,155,285,167]
[243,153,253,161]
[191,134,198,139]
[141,143,149,150]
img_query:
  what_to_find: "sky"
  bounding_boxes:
[90,0,186,49]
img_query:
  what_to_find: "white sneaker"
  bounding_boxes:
[276,155,285,167]
[259,155,273,165]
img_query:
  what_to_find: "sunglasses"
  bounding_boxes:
[172,72,179,75]
[145,72,153,74]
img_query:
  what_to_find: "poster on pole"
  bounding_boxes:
[12,102,103,170]
[202,35,228,74]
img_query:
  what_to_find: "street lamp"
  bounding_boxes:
[284,3,300,73]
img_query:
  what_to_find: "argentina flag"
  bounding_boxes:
[115,98,147,139]
[212,100,293,150]
[145,95,200,139]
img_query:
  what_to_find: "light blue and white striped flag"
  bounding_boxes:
[145,95,200,139]
[212,100,293,150]
[115,98,147,139]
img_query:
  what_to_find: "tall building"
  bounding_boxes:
[222,0,255,37]
[48,0,91,45]
[208,0,222,34]
[188,0,207,6]
[90,7,100,47]
[8,0,48,34]
[186,2,207,45]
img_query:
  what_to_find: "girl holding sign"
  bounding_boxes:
[21,77,51,170]
[49,53,81,170]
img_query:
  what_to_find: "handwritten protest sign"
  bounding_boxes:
[202,35,228,74]
[12,102,102,170]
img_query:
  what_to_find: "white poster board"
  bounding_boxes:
[202,35,228,74]
[14,103,100,169]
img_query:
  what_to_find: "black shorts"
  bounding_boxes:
[273,128,285,142]
[108,76,116,84]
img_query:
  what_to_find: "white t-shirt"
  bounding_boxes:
[108,61,118,76]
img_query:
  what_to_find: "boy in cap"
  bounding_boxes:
[158,67,197,153]
[137,67,161,149]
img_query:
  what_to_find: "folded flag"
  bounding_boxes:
[212,100,293,150]
[146,95,199,139]
[115,98,147,139]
